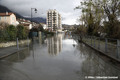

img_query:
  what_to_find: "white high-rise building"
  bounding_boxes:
[47,9,62,32]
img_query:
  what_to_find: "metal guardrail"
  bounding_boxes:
[72,34,120,60]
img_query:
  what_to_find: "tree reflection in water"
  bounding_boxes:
[75,43,120,80]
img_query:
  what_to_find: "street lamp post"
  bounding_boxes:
[31,8,37,41]
[31,8,37,27]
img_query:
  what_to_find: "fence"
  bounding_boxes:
[72,34,120,61]
[16,37,30,50]
[0,37,31,50]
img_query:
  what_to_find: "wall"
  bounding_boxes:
[10,14,17,25]
[0,16,10,24]
[0,39,31,48]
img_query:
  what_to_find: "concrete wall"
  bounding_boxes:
[0,39,31,48]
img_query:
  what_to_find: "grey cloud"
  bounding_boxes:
[0,0,82,24]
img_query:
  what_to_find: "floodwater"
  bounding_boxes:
[0,34,120,80]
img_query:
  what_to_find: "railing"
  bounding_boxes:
[72,34,120,61]
[16,37,30,50]
[0,37,30,50]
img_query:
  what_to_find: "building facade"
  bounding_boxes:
[17,18,32,29]
[47,9,62,32]
[0,12,17,25]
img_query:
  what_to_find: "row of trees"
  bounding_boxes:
[28,24,54,39]
[0,22,29,42]
[75,0,120,39]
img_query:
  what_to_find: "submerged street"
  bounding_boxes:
[0,34,120,80]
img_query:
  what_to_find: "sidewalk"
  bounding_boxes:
[0,46,25,59]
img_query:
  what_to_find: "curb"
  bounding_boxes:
[0,47,28,60]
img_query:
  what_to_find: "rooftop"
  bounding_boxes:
[0,12,14,16]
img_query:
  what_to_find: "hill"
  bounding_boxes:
[0,5,46,23]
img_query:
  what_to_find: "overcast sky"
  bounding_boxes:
[0,0,82,25]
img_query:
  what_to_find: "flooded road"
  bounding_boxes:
[0,34,120,80]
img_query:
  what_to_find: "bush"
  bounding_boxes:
[17,25,29,40]
[0,23,29,42]
[44,30,54,36]
[104,21,120,39]
[7,25,17,41]
[0,22,9,41]
[38,24,44,32]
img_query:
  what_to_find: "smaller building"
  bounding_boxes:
[23,24,32,30]
[40,23,47,30]
[0,12,17,25]
[17,18,32,29]
[17,18,31,24]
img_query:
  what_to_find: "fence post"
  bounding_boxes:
[88,36,90,45]
[88,36,91,45]
[117,40,120,58]
[94,37,95,48]
[91,36,92,46]
[105,38,108,52]
[85,36,87,43]
[98,38,100,49]
[17,38,19,50]
[27,37,29,47]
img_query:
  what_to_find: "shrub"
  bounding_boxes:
[17,25,29,40]
[7,25,17,41]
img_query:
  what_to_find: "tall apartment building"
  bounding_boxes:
[47,9,62,32]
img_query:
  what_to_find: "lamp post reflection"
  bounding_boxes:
[31,8,37,60]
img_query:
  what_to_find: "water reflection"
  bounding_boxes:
[0,49,31,80]
[75,43,120,80]
[47,34,63,56]
[3,49,30,62]
[64,33,72,39]
[0,34,120,80]
[38,32,47,45]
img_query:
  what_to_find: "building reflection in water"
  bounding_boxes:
[47,34,63,56]
[38,32,42,45]
[38,32,47,45]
